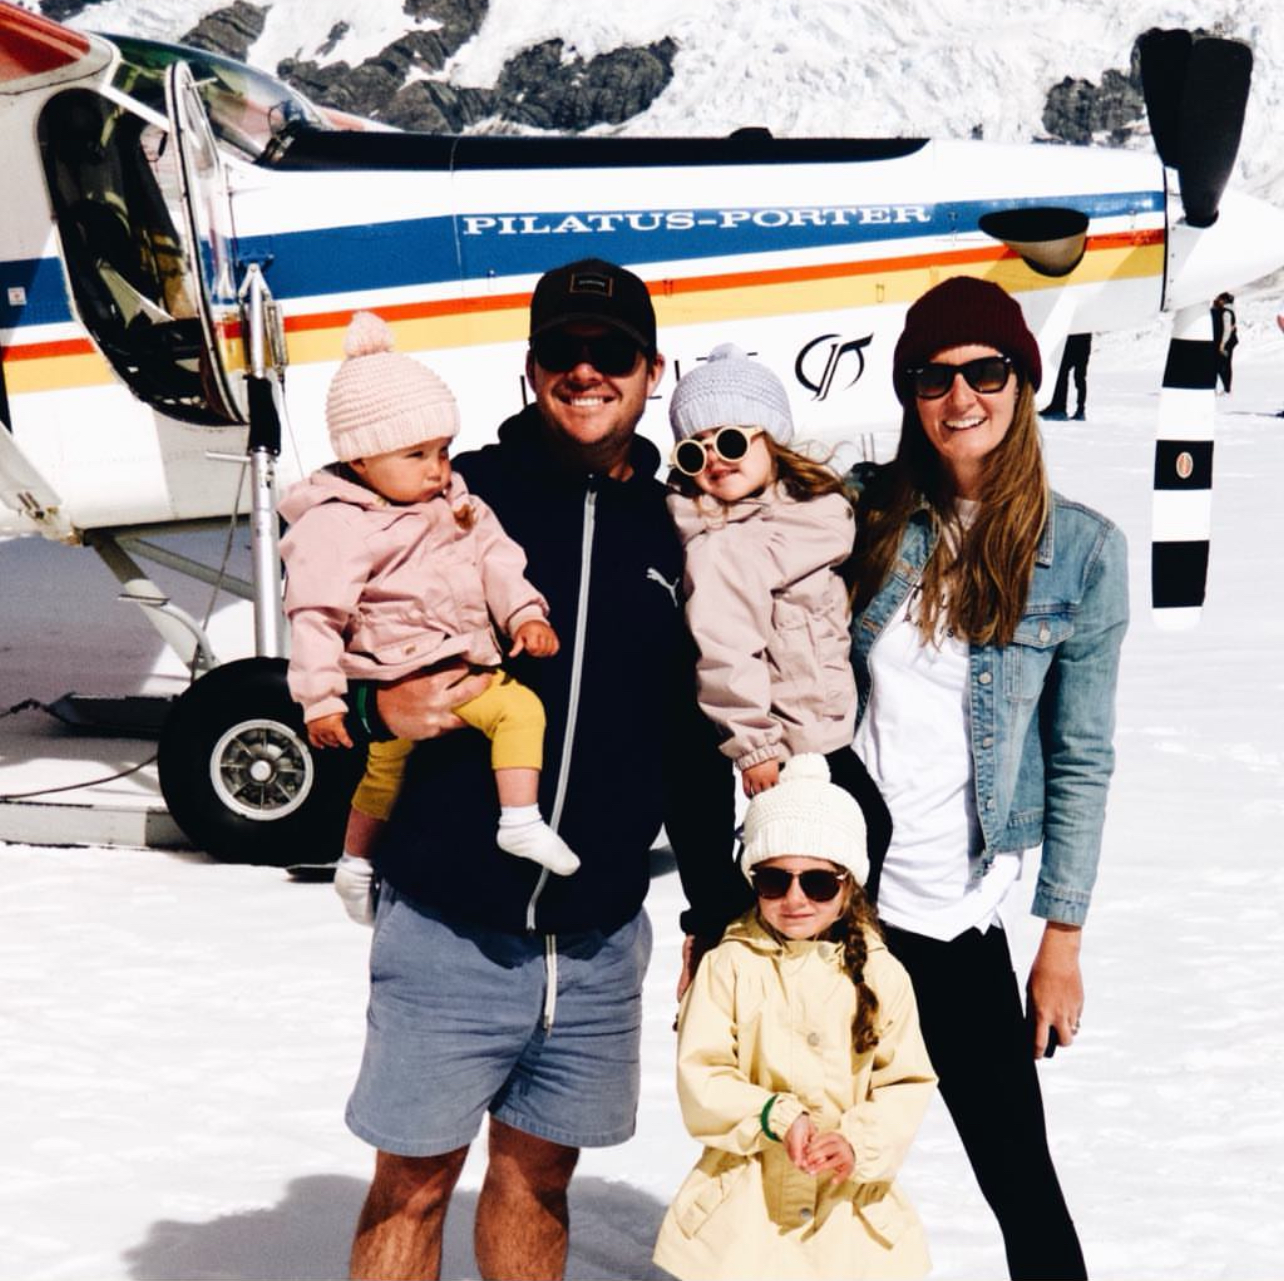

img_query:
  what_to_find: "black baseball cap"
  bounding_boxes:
[529,258,656,355]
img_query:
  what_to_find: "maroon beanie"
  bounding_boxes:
[892,277,1042,403]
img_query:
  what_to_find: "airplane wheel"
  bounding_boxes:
[158,658,361,866]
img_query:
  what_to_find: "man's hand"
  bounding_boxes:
[1027,920,1084,1058]
[375,664,492,740]
[510,619,560,658]
[676,934,716,1002]
[307,712,352,749]
[741,759,780,797]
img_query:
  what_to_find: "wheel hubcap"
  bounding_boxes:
[209,718,314,821]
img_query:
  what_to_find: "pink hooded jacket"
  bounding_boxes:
[668,484,857,770]
[279,467,548,722]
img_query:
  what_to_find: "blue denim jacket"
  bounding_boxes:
[850,486,1128,926]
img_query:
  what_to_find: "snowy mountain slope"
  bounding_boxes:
[64,0,1284,209]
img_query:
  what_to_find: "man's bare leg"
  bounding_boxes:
[350,1147,468,1281]
[474,1119,579,1281]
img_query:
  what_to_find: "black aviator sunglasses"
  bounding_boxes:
[531,330,644,377]
[908,355,1014,400]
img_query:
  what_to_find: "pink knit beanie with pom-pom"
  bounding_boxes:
[325,311,459,461]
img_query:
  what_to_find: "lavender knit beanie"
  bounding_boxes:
[325,312,459,462]
[668,343,795,444]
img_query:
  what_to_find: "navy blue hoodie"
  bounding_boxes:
[369,404,752,938]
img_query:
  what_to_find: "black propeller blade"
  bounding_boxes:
[1138,28,1252,228]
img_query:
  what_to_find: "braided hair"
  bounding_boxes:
[828,885,884,1055]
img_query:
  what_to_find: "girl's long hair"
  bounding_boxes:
[828,884,885,1056]
[668,437,853,510]
[849,379,1048,647]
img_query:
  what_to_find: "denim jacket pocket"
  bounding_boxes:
[1002,613,1074,702]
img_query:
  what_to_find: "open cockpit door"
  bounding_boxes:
[163,60,247,424]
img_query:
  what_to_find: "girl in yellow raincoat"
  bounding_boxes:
[654,754,936,1281]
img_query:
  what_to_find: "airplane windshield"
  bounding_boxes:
[105,34,327,163]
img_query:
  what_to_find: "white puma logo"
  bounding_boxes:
[646,567,680,606]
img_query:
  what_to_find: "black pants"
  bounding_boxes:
[824,747,892,906]
[883,924,1087,1280]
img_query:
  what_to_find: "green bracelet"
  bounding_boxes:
[760,1094,781,1141]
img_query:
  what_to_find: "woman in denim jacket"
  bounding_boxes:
[845,277,1128,1280]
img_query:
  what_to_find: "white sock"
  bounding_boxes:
[496,806,580,875]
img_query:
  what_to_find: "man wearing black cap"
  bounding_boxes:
[342,259,750,1281]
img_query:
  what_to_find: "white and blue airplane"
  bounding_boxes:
[2,1,1280,860]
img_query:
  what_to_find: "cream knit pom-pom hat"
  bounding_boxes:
[325,311,459,461]
[740,754,870,887]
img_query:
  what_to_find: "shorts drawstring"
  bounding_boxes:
[543,933,558,1031]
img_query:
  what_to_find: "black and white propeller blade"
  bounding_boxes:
[1139,29,1253,625]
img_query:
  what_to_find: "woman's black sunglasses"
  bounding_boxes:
[908,355,1013,400]
[531,329,643,376]
[751,866,849,902]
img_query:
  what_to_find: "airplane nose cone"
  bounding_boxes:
[1165,189,1284,311]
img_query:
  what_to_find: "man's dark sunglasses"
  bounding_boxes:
[908,355,1014,400]
[531,330,643,376]
[751,866,849,902]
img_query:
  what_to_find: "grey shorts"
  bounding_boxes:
[345,885,653,1156]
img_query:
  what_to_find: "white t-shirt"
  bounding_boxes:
[852,511,1022,941]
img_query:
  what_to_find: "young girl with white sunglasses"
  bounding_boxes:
[665,344,891,892]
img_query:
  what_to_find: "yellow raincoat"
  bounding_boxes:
[654,912,936,1280]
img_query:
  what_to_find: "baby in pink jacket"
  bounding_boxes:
[280,312,578,920]
[665,345,891,877]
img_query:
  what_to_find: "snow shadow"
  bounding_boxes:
[121,1172,669,1280]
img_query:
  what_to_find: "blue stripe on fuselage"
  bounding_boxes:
[2,190,1162,331]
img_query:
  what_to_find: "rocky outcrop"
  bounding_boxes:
[1041,30,1215,146]
[495,37,677,131]
[180,1,269,63]
[274,5,677,136]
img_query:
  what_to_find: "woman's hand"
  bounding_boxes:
[375,664,492,740]
[1027,920,1084,1057]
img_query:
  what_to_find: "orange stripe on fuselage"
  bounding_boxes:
[1,230,1165,387]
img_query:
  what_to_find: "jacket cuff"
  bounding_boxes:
[303,696,348,722]
[1031,882,1091,926]
[737,744,783,770]
[762,1093,806,1142]
[505,603,548,635]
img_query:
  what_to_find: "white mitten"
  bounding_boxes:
[333,853,377,926]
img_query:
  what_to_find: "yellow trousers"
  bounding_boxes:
[350,671,546,821]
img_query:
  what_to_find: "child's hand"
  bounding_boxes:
[784,1113,816,1170]
[802,1131,856,1186]
[742,759,780,797]
[510,619,560,658]
[307,713,353,749]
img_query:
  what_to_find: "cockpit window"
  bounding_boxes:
[105,34,327,164]
[39,88,226,425]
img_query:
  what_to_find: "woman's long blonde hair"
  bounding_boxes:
[849,379,1049,647]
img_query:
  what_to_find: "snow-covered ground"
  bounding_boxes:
[3,321,1284,1280]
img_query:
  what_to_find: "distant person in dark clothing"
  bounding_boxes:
[1040,333,1091,421]
[1212,292,1238,393]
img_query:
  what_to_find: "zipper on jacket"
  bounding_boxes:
[525,486,597,931]
[542,933,559,1030]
